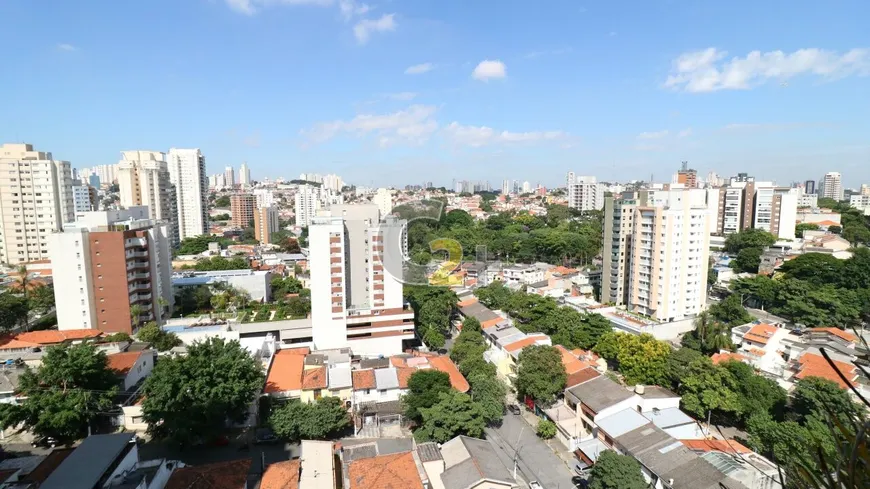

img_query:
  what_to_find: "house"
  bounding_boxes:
[428,436,517,489]
[264,348,306,399]
[730,322,790,378]
[260,460,301,489]
[482,328,552,382]
[107,350,154,391]
[502,264,544,286]
[0,366,26,405]
[0,329,103,353]
[346,451,424,489]
[40,433,183,489]
[261,440,335,489]
[792,349,859,389]
[681,439,782,489]
[457,299,505,330]
[301,366,328,403]
[164,458,252,489]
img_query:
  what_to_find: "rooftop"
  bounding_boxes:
[795,351,858,388]
[374,367,400,390]
[352,369,376,390]
[347,451,423,489]
[440,436,514,489]
[302,366,328,390]
[264,349,305,393]
[596,408,652,438]
[0,329,102,350]
[643,407,696,429]
[107,351,144,376]
[743,323,778,345]
[681,439,752,455]
[260,460,300,489]
[808,327,857,343]
[164,458,252,489]
[40,433,135,489]
[567,375,635,414]
[566,366,601,388]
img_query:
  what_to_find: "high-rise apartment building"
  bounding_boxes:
[675,162,698,188]
[820,172,843,201]
[501,179,511,196]
[521,181,532,193]
[253,206,279,244]
[860,184,870,196]
[50,206,173,334]
[603,189,711,322]
[566,173,604,211]
[309,204,412,355]
[167,148,208,241]
[79,164,118,187]
[373,188,393,218]
[230,194,256,228]
[238,162,251,187]
[72,184,94,212]
[705,171,724,188]
[714,176,797,239]
[0,143,75,264]
[253,188,276,208]
[223,166,234,188]
[804,179,816,195]
[294,184,320,227]
[117,151,177,244]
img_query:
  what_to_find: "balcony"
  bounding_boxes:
[127,271,150,281]
[126,260,149,270]
[130,293,153,303]
[126,250,148,259]
[129,283,151,294]
[125,237,147,248]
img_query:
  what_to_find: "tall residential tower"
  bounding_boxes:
[167,148,208,241]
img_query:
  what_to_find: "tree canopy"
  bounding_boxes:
[414,391,488,443]
[0,343,118,442]
[588,450,649,489]
[514,345,566,404]
[403,370,453,422]
[269,397,350,441]
[136,322,182,351]
[594,332,671,386]
[142,338,264,444]
[177,235,233,255]
[404,286,458,349]
[0,292,28,332]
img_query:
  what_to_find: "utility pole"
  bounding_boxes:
[512,425,525,480]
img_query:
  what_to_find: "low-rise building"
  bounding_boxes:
[171,269,272,302]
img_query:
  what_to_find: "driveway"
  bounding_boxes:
[486,414,576,489]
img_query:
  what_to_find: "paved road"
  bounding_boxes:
[486,414,575,489]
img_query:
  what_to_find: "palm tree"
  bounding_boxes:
[16,265,29,299]
[157,296,168,319]
[129,304,144,331]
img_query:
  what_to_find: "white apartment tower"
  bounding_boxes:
[239,162,251,187]
[501,179,512,196]
[603,189,712,322]
[167,148,208,241]
[309,204,413,356]
[294,184,320,227]
[373,188,393,218]
[72,184,94,212]
[117,151,177,245]
[253,188,276,208]
[224,166,235,188]
[820,172,843,201]
[566,172,604,211]
[0,143,74,264]
[50,206,173,333]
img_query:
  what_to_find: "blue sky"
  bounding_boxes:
[1,0,869,188]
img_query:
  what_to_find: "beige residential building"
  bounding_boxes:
[0,143,74,264]
[253,206,279,244]
[603,189,712,322]
[230,194,256,228]
[117,151,177,244]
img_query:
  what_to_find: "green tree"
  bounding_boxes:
[214,195,231,207]
[102,332,132,343]
[442,209,474,229]
[790,377,861,424]
[681,311,734,355]
[177,235,232,255]
[142,338,264,444]
[414,391,487,442]
[474,281,515,310]
[135,322,181,351]
[405,286,458,348]
[129,304,144,331]
[212,213,230,221]
[269,397,350,441]
[677,357,741,420]
[730,246,763,273]
[450,319,487,367]
[0,292,28,332]
[615,333,672,386]
[27,284,55,315]
[403,370,453,422]
[592,331,621,362]
[746,413,815,471]
[665,347,705,391]
[730,275,780,309]
[466,371,506,423]
[778,252,845,285]
[0,344,118,441]
[721,360,787,423]
[708,293,752,326]
[515,345,566,404]
[191,256,250,271]
[588,450,649,489]
[795,222,820,238]
[724,228,777,253]
[271,275,304,297]
[536,419,557,439]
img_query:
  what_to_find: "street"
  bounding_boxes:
[485,414,576,489]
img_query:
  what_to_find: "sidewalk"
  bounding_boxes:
[508,395,579,476]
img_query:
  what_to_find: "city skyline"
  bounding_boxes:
[1,1,869,187]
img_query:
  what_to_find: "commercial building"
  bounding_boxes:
[295,184,321,227]
[373,188,393,218]
[230,194,256,228]
[50,207,173,334]
[253,206,280,244]
[0,143,74,264]
[566,173,604,211]
[166,148,208,241]
[238,162,250,187]
[603,189,711,322]
[819,172,843,201]
[309,204,413,355]
[117,150,177,244]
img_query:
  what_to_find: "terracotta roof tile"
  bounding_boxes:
[427,356,470,393]
[348,452,423,489]
[265,350,305,393]
[681,439,752,454]
[808,327,857,343]
[302,366,328,390]
[260,459,300,489]
[0,329,102,350]
[711,352,748,365]
[396,367,416,389]
[796,352,858,389]
[555,345,589,375]
[352,369,376,390]
[107,351,143,375]
[504,336,544,353]
[743,323,778,345]
[164,458,251,489]
[566,367,601,388]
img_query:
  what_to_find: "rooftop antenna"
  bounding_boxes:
[681,161,688,172]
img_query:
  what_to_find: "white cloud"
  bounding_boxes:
[225,0,333,15]
[677,128,692,138]
[57,43,77,52]
[665,47,870,92]
[472,60,507,81]
[353,13,396,44]
[339,0,370,21]
[637,130,669,139]
[443,122,564,147]
[302,105,438,146]
[405,62,434,75]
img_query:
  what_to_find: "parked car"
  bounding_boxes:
[254,428,280,444]
[31,436,57,448]
[571,476,589,488]
[507,404,522,415]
